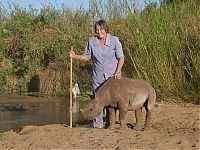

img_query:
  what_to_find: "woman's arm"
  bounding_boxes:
[69,51,90,61]
[114,56,124,79]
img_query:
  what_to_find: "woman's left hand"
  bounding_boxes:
[114,72,121,79]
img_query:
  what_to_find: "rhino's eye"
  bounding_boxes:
[89,108,93,111]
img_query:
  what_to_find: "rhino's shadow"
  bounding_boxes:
[115,121,134,129]
[75,120,135,129]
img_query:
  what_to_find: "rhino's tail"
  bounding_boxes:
[146,90,156,111]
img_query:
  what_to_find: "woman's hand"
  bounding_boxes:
[114,71,121,79]
[68,48,90,61]
[69,50,75,58]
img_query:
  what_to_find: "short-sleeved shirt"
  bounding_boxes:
[84,34,124,90]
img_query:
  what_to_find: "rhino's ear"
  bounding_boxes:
[88,91,95,99]
[80,109,84,113]
[79,109,85,119]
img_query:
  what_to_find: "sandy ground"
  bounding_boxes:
[0,99,199,150]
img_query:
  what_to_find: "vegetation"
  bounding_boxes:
[0,0,199,103]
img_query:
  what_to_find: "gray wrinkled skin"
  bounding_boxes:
[81,76,156,130]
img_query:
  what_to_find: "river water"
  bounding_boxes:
[0,97,84,132]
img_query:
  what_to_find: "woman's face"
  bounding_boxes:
[95,25,106,39]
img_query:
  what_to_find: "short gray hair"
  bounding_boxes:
[94,20,109,33]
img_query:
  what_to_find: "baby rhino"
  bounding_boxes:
[81,76,156,130]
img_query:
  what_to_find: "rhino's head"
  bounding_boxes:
[80,98,103,120]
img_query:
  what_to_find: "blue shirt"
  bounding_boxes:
[84,34,124,85]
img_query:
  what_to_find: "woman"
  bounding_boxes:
[69,20,124,128]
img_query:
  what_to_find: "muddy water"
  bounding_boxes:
[0,97,84,132]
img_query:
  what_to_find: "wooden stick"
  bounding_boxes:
[69,46,73,128]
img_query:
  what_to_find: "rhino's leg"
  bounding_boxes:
[145,109,151,129]
[119,108,128,129]
[135,108,142,130]
[143,100,152,129]
[108,107,116,129]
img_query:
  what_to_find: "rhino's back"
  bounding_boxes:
[104,77,155,100]
[108,77,153,91]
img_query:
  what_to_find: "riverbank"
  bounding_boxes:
[0,101,199,149]
[0,94,53,104]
